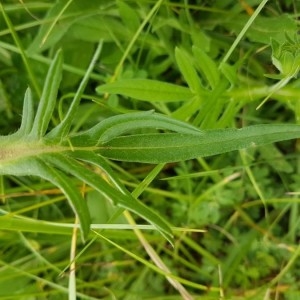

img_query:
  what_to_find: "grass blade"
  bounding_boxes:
[0,2,41,96]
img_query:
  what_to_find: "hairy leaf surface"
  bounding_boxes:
[98,124,300,163]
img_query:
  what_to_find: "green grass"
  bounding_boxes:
[1,1,300,299]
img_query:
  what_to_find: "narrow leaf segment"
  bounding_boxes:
[96,79,193,102]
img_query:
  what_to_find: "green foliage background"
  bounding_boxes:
[0,0,300,299]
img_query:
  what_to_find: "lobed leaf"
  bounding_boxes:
[98,124,300,163]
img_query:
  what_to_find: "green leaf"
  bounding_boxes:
[0,213,73,235]
[117,0,140,32]
[96,79,193,102]
[47,40,103,140]
[192,46,219,89]
[224,14,297,44]
[0,156,91,241]
[219,62,237,86]
[270,34,300,77]
[29,50,63,139]
[98,124,300,163]
[271,38,284,73]
[15,88,34,136]
[27,1,73,53]
[70,110,201,145]
[175,47,202,94]
[46,152,173,244]
[27,0,106,53]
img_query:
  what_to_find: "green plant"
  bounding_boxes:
[2,42,300,244]
[1,1,300,299]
